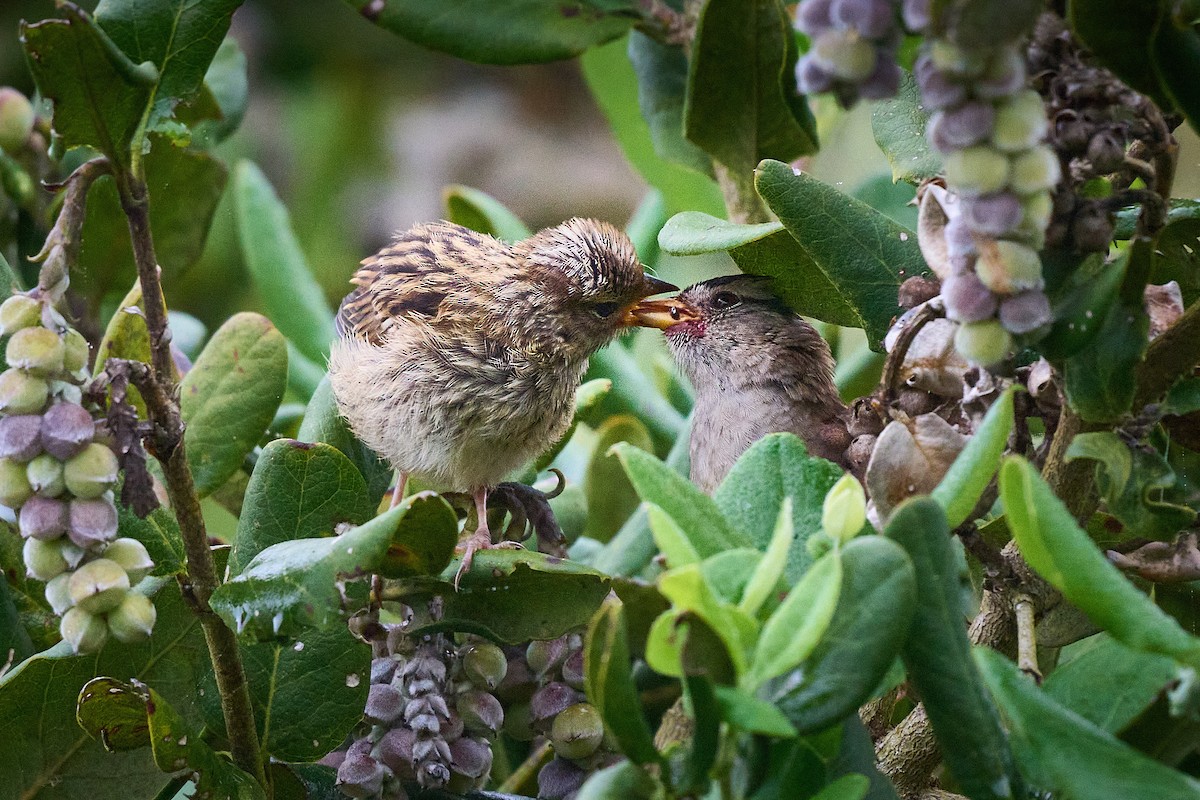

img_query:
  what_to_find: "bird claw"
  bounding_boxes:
[489,471,568,557]
[452,527,526,590]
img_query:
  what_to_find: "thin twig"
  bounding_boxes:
[1013,594,1041,680]
[496,740,553,796]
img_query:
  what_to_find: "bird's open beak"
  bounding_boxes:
[626,297,702,329]
[620,275,680,326]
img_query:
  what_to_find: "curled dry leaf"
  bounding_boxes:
[1145,281,1183,341]
[864,412,968,521]
[1109,532,1200,584]
[893,317,970,397]
[917,182,956,280]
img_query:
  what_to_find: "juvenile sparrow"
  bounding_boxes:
[633,275,850,493]
[328,218,674,578]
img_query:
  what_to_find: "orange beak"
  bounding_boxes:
[620,275,680,326]
[626,296,702,330]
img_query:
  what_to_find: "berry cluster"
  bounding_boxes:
[794,0,903,108]
[0,293,154,653]
[913,36,1057,364]
[334,610,505,798]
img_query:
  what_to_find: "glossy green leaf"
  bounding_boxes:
[585,415,653,543]
[658,211,783,254]
[647,502,701,569]
[977,647,1200,800]
[749,551,842,688]
[77,137,228,294]
[739,498,794,616]
[348,0,638,64]
[755,160,926,347]
[93,281,155,417]
[1066,432,1196,540]
[771,536,916,734]
[401,550,612,644]
[702,548,763,605]
[229,439,375,575]
[0,579,207,800]
[233,160,338,365]
[831,717,902,800]
[297,376,393,508]
[1068,0,1171,110]
[612,441,745,557]
[94,0,241,135]
[999,456,1200,664]
[714,433,843,583]
[932,386,1017,527]
[1044,634,1177,733]
[576,760,661,800]
[0,251,22,295]
[584,595,660,764]
[652,564,757,678]
[713,684,797,737]
[211,493,458,639]
[443,184,532,242]
[629,31,713,175]
[581,35,726,217]
[199,626,369,762]
[886,498,1022,800]
[20,2,153,165]
[684,0,817,172]
[77,678,263,799]
[871,71,940,184]
[180,312,287,498]
[1042,252,1123,361]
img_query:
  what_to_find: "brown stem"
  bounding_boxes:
[115,174,265,785]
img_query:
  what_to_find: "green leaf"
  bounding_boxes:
[581,35,726,217]
[658,211,783,254]
[77,678,264,799]
[612,441,745,557]
[771,536,916,734]
[200,626,369,762]
[118,503,186,576]
[20,2,154,165]
[625,189,668,264]
[297,376,393,508]
[739,497,794,616]
[628,32,713,176]
[647,502,702,569]
[190,36,248,144]
[977,647,1200,800]
[348,0,639,64]
[180,312,287,498]
[586,340,689,450]
[94,0,241,135]
[713,684,797,737]
[999,456,1200,664]
[229,439,375,575]
[585,414,653,543]
[576,760,661,800]
[584,595,660,764]
[210,493,458,639]
[0,579,208,800]
[401,550,612,644]
[1042,252,1124,361]
[77,137,228,295]
[1152,17,1200,132]
[749,551,842,689]
[652,564,757,678]
[871,71,940,184]
[233,160,338,365]
[1044,634,1178,733]
[0,250,23,295]
[93,280,157,417]
[754,160,926,347]
[1150,217,1200,307]
[443,184,532,242]
[714,433,844,583]
[886,498,1022,800]
[931,386,1017,527]
[684,0,817,172]
[813,774,871,800]
[0,567,34,668]
[1068,0,1171,110]
[1066,432,1196,540]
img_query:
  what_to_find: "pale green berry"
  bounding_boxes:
[106,591,156,643]
[975,240,1044,294]
[60,607,108,653]
[811,29,877,82]
[943,146,1010,197]
[0,369,49,415]
[102,538,154,584]
[63,443,119,499]
[954,320,1013,366]
[0,88,34,153]
[0,456,33,507]
[6,327,65,376]
[61,540,86,569]
[0,295,41,336]
[992,91,1048,152]
[1009,146,1061,195]
[550,703,605,761]
[44,572,73,614]
[68,557,130,614]
[61,329,90,374]
[463,642,509,690]
[26,453,64,497]
[822,474,868,543]
[23,536,68,580]
[929,40,986,78]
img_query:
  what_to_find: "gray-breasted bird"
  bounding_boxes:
[633,275,850,493]
[328,218,674,577]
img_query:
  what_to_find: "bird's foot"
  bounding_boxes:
[489,469,568,557]
[453,525,524,590]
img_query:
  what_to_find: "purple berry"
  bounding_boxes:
[860,57,902,99]
[902,0,930,31]
[831,0,895,39]
[999,290,1052,333]
[944,215,979,259]
[335,752,384,798]
[530,681,584,727]
[962,192,1023,237]
[929,102,996,152]
[797,56,837,94]
[796,0,834,35]
[0,415,42,461]
[376,727,416,780]
[67,496,119,549]
[19,495,67,540]
[942,271,999,323]
[975,47,1026,99]
[41,402,94,461]
[538,757,588,800]
[914,57,968,110]
[449,736,493,779]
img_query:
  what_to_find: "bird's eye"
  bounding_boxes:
[712,292,740,310]
[592,301,620,318]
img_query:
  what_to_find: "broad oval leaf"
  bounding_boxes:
[871,71,940,184]
[297,376,393,508]
[443,184,531,242]
[180,311,287,498]
[576,760,661,800]
[584,595,660,764]
[931,386,1017,527]
[748,550,842,689]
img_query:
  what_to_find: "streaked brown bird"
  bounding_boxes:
[328,218,673,578]
[634,275,851,493]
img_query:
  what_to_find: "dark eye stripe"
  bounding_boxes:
[592,301,620,318]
